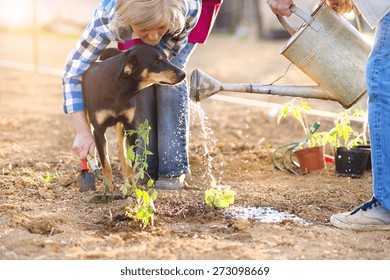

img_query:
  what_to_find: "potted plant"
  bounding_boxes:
[326,109,370,177]
[275,99,327,174]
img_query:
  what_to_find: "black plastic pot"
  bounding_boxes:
[335,147,370,177]
[355,144,372,170]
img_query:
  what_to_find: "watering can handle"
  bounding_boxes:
[277,4,322,35]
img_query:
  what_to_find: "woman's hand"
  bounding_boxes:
[267,0,294,17]
[71,111,95,160]
[327,0,353,13]
[72,131,95,160]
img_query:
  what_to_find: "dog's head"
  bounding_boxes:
[117,45,185,90]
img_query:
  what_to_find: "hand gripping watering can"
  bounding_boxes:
[190,3,372,109]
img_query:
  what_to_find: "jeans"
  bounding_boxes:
[367,12,390,211]
[133,42,196,178]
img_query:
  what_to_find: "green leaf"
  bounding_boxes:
[127,129,137,137]
[147,178,154,188]
[135,207,146,220]
[133,159,140,170]
[301,102,311,112]
[205,189,216,206]
[135,188,143,199]
[44,172,51,183]
[150,189,157,201]
[214,199,229,209]
[143,192,150,204]
[127,148,135,162]
[222,191,235,204]
[147,207,154,216]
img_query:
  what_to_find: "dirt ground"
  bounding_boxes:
[0,29,389,260]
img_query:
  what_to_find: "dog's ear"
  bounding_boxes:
[99,48,121,61]
[117,51,139,80]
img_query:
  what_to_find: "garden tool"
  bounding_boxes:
[78,154,110,194]
[272,122,320,175]
[78,159,96,192]
[190,3,372,109]
[85,154,111,200]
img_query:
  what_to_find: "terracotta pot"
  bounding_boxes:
[294,146,325,174]
[335,147,370,177]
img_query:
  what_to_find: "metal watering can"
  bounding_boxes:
[190,3,372,109]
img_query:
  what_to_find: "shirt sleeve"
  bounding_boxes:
[61,4,115,114]
[159,0,201,58]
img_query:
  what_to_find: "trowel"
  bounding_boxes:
[78,158,96,192]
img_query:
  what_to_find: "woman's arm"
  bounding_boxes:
[61,3,115,114]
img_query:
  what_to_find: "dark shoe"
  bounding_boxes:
[330,197,390,231]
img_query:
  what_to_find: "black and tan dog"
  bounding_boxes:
[82,44,185,192]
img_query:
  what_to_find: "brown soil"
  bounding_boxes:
[0,30,389,260]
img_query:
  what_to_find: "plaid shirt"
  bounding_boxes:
[62,0,201,114]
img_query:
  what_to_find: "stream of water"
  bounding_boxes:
[190,101,219,184]
[190,101,308,224]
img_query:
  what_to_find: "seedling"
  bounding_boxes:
[40,171,59,184]
[205,180,236,209]
[121,120,157,229]
[327,109,368,149]
[273,99,329,174]
[277,99,327,148]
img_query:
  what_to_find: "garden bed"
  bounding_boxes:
[0,33,387,260]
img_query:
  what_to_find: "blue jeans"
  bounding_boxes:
[133,42,196,178]
[367,12,390,211]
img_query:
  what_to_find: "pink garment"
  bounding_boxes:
[188,0,223,44]
[117,38,144,51]
[118,0,223,49]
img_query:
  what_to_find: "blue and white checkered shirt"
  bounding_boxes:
[62,0,201,114]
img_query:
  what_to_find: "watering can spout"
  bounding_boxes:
[190,3,371,109]
[189,69,346,107]
[190,69,222,102]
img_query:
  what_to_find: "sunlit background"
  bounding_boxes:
[0,0,34,27]
[0,0,367,36]
[0,0,99,29]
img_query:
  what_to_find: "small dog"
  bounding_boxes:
[82,44,185,192]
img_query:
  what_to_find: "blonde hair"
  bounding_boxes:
[112,0,187,41]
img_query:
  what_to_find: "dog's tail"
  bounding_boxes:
[99,48,122,61]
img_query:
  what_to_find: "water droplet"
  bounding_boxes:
[225,206,309,225]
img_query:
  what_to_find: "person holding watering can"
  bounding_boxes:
[268,0,390,230]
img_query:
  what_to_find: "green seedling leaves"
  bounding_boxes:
[205,182,236,209]
[277,99,326,148]
[122,120,157,229]
[135,188,143,199]
[147,178,154,188]
[40,171,59,184]
[328,109,368,149]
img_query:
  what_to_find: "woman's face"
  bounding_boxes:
[132,24,169,45]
